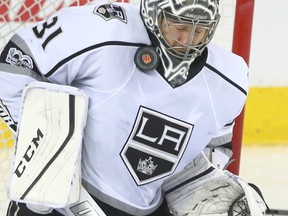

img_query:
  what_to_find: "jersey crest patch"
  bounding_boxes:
[6,47,34,69]
[120,106,194,185]
[93,4,127,23]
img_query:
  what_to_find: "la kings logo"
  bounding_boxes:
[120,106,193,185]
[94,4,127,24]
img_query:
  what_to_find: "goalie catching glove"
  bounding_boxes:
[162,152,267,216]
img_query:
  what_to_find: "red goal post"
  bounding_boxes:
[229,0,255,175]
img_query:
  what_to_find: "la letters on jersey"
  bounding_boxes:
[120,106,194,185]
[93,4,127,23]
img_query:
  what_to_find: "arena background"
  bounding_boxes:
[239,0,288,211]
[242,0,288,145]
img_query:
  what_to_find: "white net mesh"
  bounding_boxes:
[0,0,236,54]
[0,0,236,215]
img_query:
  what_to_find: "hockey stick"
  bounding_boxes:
[0,99,17,134]
[266,209,288,215]
[248,183,288,216]
[65,185,106,216]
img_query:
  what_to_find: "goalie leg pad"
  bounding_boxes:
[8,82,88,208]
[162,152,267,216]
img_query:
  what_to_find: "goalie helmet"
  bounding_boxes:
[140,0,221,87]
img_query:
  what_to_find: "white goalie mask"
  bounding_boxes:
[140,0,220,87]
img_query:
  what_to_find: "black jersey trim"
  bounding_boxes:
[204,63,247,96]
[164,166,215,195]
[45,41,147,77]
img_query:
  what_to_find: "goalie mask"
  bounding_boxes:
[140,0,220,87]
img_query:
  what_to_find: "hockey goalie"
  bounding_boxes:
[0,0,267,215]
[3,82,266,216]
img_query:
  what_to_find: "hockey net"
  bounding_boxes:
[0,0,237,215]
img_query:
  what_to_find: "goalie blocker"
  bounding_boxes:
[8,82,88,207]
[162,152,267,216]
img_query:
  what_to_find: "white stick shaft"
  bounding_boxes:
[266,209,288,215]
[0,99,17,134]
[65,185,106,216]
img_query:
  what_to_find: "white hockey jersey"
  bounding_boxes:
[0,2,249,215]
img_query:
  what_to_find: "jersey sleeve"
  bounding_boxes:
[204,44,249,149]
[0,33,42,121]
[0,3,147,122]
[0,6,81,120]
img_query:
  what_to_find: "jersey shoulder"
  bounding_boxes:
[11,2,149,75]
[43,2,150,45]
[16,2,150,55]
[206,43,248,93]
[204,44,249,127]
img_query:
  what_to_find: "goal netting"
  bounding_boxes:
[0,0,237,215]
